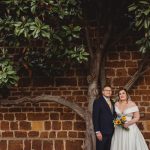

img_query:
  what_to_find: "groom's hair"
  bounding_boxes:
[102,85,112,90]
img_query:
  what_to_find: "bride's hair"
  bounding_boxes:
[118,88,131,102]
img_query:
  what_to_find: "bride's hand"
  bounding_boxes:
[123,123,129,128]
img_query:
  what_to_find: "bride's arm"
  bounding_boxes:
[124,111,140,127]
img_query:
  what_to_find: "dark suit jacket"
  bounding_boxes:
[92,96,115,135]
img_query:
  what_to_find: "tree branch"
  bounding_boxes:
[85,26,94,58]
[124,54,150,90]
[0,95,86,119]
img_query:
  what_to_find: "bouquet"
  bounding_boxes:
[113,115,129,131]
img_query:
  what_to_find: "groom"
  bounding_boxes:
[92,85,115,150]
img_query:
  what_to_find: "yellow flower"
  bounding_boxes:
[121,116,127,121]
[114,119,121,125]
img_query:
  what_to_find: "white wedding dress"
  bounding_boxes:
[110,106,149,150]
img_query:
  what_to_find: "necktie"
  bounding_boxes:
[107,99,112,109]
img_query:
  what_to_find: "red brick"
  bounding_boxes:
[128,68,137,75]
[145,76,150,84]
[143,132,150,139]
[0,114,3,120]
[0,140,7,150]
[78,132,85,138]
[106,61,125,68]
[68,132,77,138]
[50,113,59,120]
[62,121,72,130]
[76,69,87,76]
[52,121,61,130]
[10,122,18,130]
[105,69,115,76]
[0,108,8,113]
[141,113,150,120]
[52,91,62,96]
[136,90,150,96]
[75,96,87,102]
[2,131,13,137]
[72,91,83,95]
[76,114,84,121]
[130,96,141,101]
[132,52,142,59]
[49,131,56,138]
[108,52,119,60]
[15,131,27,138]
[9,108,21,112]
[1,121,9,130]
[32,77,54,87]
[43,140,53,150]
[55,140,64,150]
[24,140,31,150]
[144,70,150,75]
[55,78,77,86]
[57,131,67,138]
[78,77,88,86]
[20,121,31,130]
[66,140,83,150]
[15,113,26,120]
[120,52,131,60]
[113,77,130,86]
[116,69,128,76]
[63,91,72,95]
[60,113,75,120]
[40,132,48,138]
[28,131,39,137]
[137,122,144,131]
[74,122,86,130]
[8,140,23,150]
[45,121,51,130]
[28,113,49,121]
[126,61,137,67]
[22,107,35,112]
[140,102,150,106]
[4,114,14,121]
[65,69,75,76]
[147,107,150,112]
[63,108,73,112]
[32,140,42,150]
[139,107,146,112]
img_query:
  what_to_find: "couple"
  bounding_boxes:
[92,85,149,150]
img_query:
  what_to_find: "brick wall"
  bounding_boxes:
[0,31,150,149]
[0,63,88,150]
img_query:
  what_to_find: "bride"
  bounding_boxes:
[110,88,149,150]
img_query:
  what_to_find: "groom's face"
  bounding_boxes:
[102,87,112,98]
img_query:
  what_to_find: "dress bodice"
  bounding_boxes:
[115,106,139,121]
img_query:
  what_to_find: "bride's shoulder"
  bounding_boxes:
[128,100,137,107]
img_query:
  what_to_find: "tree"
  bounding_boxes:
[0,0,150,150]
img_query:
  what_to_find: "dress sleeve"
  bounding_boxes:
[132,106,139,112]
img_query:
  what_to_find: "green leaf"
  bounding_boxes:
[128,4,137,12]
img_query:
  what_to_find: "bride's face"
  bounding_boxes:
[119,90,128,101]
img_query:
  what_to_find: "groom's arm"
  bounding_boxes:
[92,100,103,141]
[92,99,101,132]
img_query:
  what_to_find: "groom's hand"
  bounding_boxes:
[96,132,103,141]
